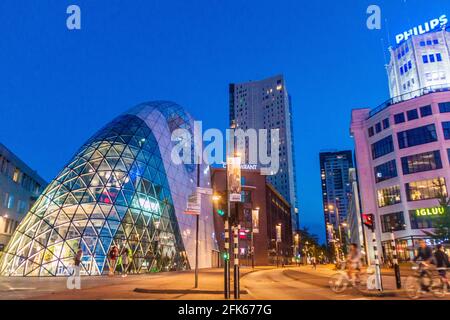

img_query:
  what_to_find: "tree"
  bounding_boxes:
[426,179,450,244]
[432,193,450,244]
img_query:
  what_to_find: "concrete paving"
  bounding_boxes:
[0,265,448,300]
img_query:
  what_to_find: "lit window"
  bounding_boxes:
[377,185,401,207]
[406,177,447,201]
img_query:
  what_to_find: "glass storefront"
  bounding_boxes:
[0,105,195,276]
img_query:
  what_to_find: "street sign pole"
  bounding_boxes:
[233,225,240,299]
[390,228,402,289]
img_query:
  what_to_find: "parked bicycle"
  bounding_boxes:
[404,262,447,299]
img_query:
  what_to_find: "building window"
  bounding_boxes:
[394,113,405,124]
[2,192,9,208]
[374,159,398,183]
[7,194,15,209]
[383,118,390,129]
[18,200,28,214]
[381,212,406,233]
[401,150,442,175]
[440,102,450,113]
[405,177,447,201]
[443,122,450,140]
[422,55,429,63]
[448,149,450,163]
[407,109,419,121]
[436,53,442,62]
[368,127,374,137]
[420,105,432,117]
[377,185,401,207]
[397,124,437,149]
[375,122,382,133]
[371,135,394,159]
[429,54,436,63]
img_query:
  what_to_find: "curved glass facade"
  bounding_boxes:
[0,101,215,276]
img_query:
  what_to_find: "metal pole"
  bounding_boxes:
[233,225,240,299]
[224,206,230,299]
[390,228,402,289]
[276,241,279,267]
[195,163,200,288]
[251,225,255,269]
[372,230,383,291]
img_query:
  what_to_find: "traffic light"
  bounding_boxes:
[222,252,229,260]
[216,209,225,217]
[362,213,375,231]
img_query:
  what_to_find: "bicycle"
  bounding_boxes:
[404,262,447,299]
[329,263,376,293]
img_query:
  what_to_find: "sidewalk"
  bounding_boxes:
[0,266,272,300]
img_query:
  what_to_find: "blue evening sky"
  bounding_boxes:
[1,0,449,243]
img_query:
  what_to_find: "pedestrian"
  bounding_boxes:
[74,245,83,267]
[121,247,130,277]
[434,244,449,291]
[312,256,317,270]
[108,245,119,276]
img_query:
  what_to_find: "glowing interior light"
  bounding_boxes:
[138,197,160,213]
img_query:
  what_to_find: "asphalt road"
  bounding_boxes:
[0,266,448,300]
[242,268,375,300]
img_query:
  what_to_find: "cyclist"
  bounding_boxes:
[413,239,433,263]
[434,244,449,291]
[413,239,434,291]
[346,243,361,285]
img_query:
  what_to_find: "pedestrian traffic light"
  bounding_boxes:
[362,213,375,231]
[216,209,225,216]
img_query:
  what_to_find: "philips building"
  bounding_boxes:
[351,24,450,261]
[0,101,217,276]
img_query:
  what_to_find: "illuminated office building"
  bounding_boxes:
[229,75,299,232]
[351,27,450,261]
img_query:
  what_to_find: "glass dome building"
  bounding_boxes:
[0,101,217,276]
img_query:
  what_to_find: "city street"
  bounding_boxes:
[1,265,448,300]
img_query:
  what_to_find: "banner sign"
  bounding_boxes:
[227,156,242,202]
[252,209,260,234]
[276,224,282,243]
[184,189,201,215]
[414,206,445,217]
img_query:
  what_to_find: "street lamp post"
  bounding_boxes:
[390,227,402,289]
[328,204,344,262]
[294,233,300,265]
[212,192,230,299]
[194,162,200,289]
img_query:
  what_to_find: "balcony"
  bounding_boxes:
[368,84,450,119]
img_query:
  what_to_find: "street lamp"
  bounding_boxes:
[328,204,344,261]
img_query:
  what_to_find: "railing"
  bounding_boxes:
[368,84,450,119]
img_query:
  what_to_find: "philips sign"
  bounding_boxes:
[395,15,448,45]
